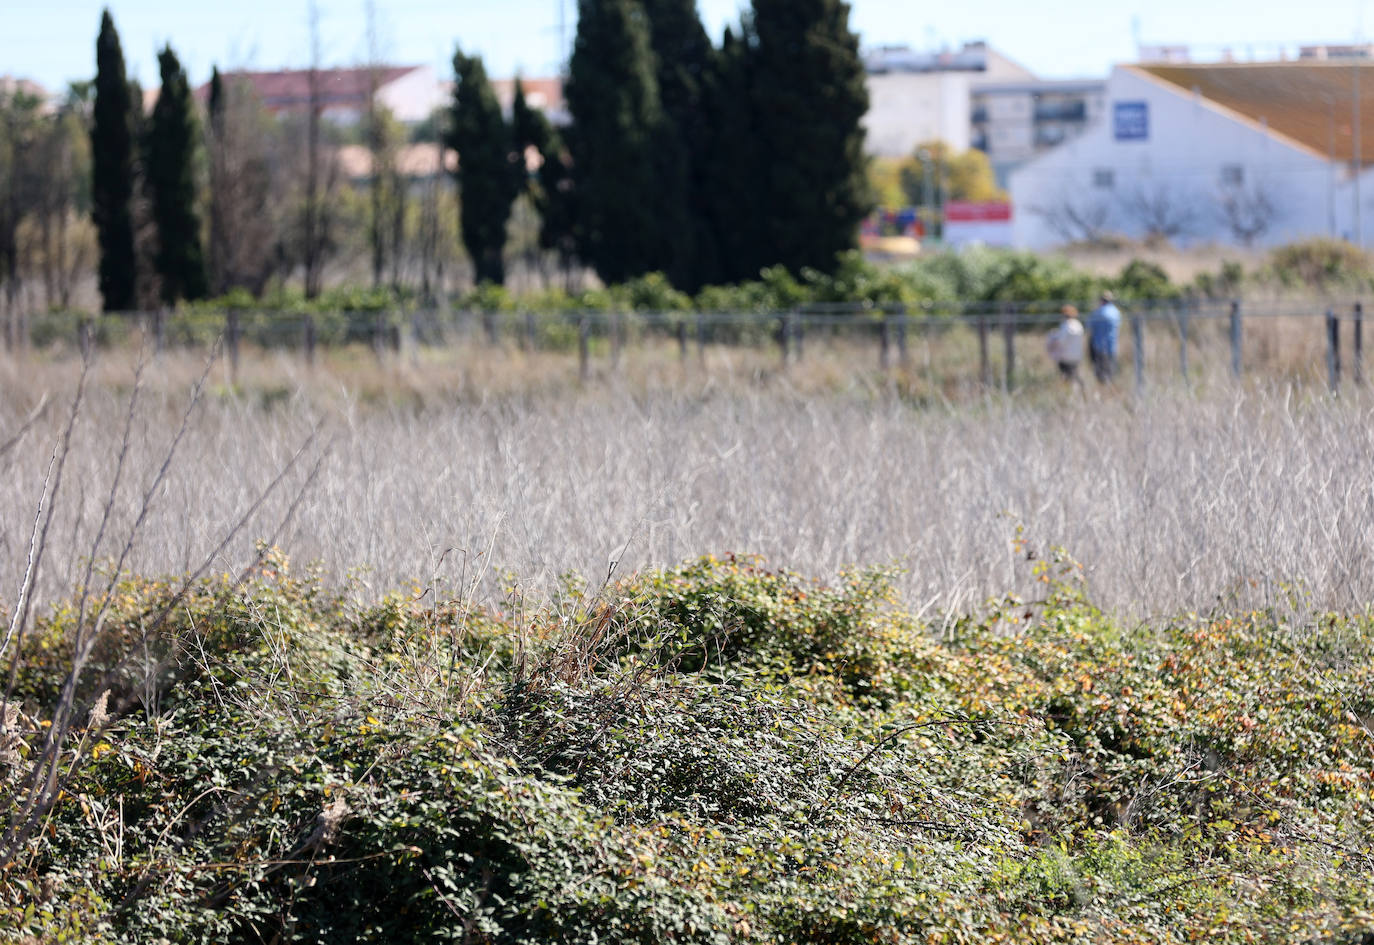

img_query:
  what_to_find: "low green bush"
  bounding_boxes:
[3,553,1373,943]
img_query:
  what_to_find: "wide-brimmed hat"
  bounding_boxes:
[1100,290,1115,303]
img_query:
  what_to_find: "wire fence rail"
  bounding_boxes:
[6,297,1369,393]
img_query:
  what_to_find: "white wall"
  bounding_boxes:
[1010,66,1356,249]
[864,72,971,157]
[379,66,447,124]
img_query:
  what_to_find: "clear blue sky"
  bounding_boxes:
[3,0,1373,93]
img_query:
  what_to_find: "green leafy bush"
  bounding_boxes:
[4,553,1373,943]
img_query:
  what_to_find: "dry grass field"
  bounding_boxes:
[2,340,1372,623]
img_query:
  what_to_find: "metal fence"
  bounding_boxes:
[10,298,1370,393]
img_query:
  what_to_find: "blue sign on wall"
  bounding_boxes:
[1113,101,1149,141]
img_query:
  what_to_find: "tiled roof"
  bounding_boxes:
[1138,61,1374,165]
[196,66,420,111]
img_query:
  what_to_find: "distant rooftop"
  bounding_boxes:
[195,65,422,112]
[1137,60,1374,165]
[0,75,49,101]
[865,41,997,75]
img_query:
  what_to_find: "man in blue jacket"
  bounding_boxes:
[1088,291,1121,383]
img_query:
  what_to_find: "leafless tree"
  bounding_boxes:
[1031,189,1115,244]
[301,0,332,300]
[1217,180,1280,247]
[207,75,278,296]
[1120,182,1200,244]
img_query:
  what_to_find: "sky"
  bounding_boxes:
[2,0,1374,93]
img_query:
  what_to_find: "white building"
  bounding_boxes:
[1010,61,1374,249]
[971,79,1107,186]
[863,42,1033,157]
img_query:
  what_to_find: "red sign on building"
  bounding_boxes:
[944,201,1012,222]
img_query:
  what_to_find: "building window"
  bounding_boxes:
[1093,168,1115,189]
[1221,164,1244,185]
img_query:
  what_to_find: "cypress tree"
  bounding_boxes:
[511,79,578,275]
[701,22,767,284]
[91,8,137,311]
[145,44,208,303]
[565,0,667,285]
[641,0,715,289]
[207,66,227,295]
[448,49,520,285]
[749,0,870,274]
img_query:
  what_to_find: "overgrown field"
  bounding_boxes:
[3,363,1374,941]
[2,554,1372,942]
[3,363,1374,620]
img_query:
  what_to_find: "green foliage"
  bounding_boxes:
[4,551,1374,943]
[700,23,768,285]
[641,0,716,290]
[888,141,1005,216]
[91,8,137,312]
[566,0,672,285]
[448,49,521,285]
[1263,238,1374,291]
[750,0,871,275]
[1109,258,1178,302]
[144,44,209,304]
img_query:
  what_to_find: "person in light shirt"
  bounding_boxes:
[1046,304,1085,383]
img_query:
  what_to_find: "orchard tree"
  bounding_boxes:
[145,44,208,303]
[448,49,520,285]
[91,8,137,311]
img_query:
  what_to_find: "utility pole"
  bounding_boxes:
[558,0,568,72]
[1355,58,1364,248]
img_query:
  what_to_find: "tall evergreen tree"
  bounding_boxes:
[565,0,667,285]
[448,49,520,285]
[207,66,228,295]
[91,8,137,311]
[145,44,208,304]
[641,0,715,289]
[511,79,577,276]
[700,22,767,284]
[749,0,870,274]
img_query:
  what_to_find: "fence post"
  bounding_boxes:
[578,315,590,383]
[696,313,706,366]
[225,309,241,382]
[373,310,387,362]
[1177,302,1189,385]
[778,314,791,369]
[879,313,892,372]
[1354,301,1365,386]
[1327,307,1341,393]
[152,308,166,354]
[1132,312,1145,393]
[483,311,498,346]
[303,312,316,367]
[524,311,536,353]
[610,310,622,371]
[1002,307,1016,391]
[794,313,805,362]
[977,313,991,386]
[79,316,93,360]
[897,305,910,369]
[677,319,689,366]
[1229,300,1242,379]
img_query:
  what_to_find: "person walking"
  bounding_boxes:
[1046,304,1085,383]
[1088,291,1122,383]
